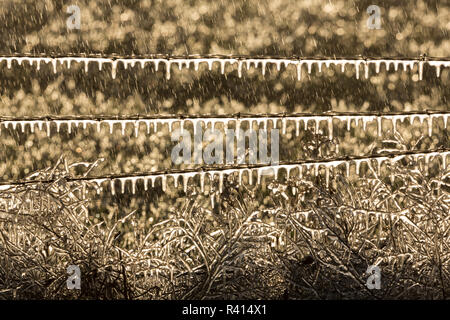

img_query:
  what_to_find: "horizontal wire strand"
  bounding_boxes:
[0,148,448,189]
[1,55,449,79]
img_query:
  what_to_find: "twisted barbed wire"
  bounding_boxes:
[1,111,448,139]
[1,54,449,79]
[0,148,448,195]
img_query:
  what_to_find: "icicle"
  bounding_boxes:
[394,61,399,71]
[364,62,369,79]
[165,61,171,80]
[296,62,302,81]
[120,178,126,194]
[344,161,350,177]
[275,60,282,71]
[134,122,139,137]
[307,60,313,74]
[355,61,361,79]
[261,61,267,76]
[328,117,333,140]
[143,177,149,191]
[220,60,226,74]
[150,176,157,188]
[98,60,103,71]
[161,175,167,192]
[435,65,441,77]
[343,117,350,131]
[282,118,287,135]
[419,61,424,80]
[427,115,433,137]
[361,117,367,132]
[298,165,303,179]
[111,60,118,79]
[376,158,383,174]
[45,121,51,137]
[402,61,408,71]
[355,160,361,175]
[392,116,398,133]
[377,117,382,137]
[110,180,115,195]
[375,61,381,74]
[324,166,330,188]
[51,59,57,74]
[238,169,243,186]
[131,178,137,194]
[295,119,300,136]
[313,164,318,177]
[153,59,161,71]
[108,121,114,134]
[84,60,89,73]
[237,60,243,78]
[219,172,224,193]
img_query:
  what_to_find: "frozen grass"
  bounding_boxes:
[1,146,448,299]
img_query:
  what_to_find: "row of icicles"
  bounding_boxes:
[84,150,450,195]
[0,151,448,195]
[0,113,448,140]
[1,56,449,79]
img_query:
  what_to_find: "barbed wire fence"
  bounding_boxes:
[0,54,449,194]
[0,54,449,299]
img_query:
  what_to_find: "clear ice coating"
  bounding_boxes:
[1,113,447,138]
[1,56,448,81]
[79,151,449,196]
